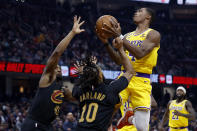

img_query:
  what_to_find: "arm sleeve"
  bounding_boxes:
[108,76,129,94]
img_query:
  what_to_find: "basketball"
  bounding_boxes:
[96,15,118,39]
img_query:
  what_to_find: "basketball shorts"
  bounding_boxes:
[117,125,137,131]
[119,73,152,112]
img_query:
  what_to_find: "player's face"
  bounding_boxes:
[56,65,62,75]
[55,65,62,79]
[176,89,185,98]
[133,8,149,24]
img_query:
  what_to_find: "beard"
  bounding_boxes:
[56,74,63,82]
[177,95,185,100]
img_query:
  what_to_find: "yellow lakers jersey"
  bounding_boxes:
[169,100,189,127]
[121,28,159,74]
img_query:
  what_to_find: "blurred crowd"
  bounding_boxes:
[0,100,197,131]
[0,1,197,76]
[0,101,78,131]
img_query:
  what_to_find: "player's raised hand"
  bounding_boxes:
[102,18,122,38]
[90,56,97,64]
[112,37,123,50]
[72,15,85,34]
[74,61,85,75]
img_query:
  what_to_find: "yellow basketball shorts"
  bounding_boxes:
[119,75,152,113]
[169,128,188,131]
[117,125,137,131]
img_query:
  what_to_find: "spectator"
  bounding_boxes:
[63,112,77,131]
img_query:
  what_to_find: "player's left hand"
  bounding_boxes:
[112,37,123,50]
[174,110,182,116]
[102,18,121,38]
[72,15,85,34]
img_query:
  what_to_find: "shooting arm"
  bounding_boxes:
[123,30,160,59]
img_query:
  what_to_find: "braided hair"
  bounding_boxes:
[77,56,103,91]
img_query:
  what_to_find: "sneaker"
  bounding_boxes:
[116,108,134,129]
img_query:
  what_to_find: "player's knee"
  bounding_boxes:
[135,119,148,131]
[133,110,150,131]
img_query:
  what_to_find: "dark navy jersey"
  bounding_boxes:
[27,81,64,125]
[72,76,128,131]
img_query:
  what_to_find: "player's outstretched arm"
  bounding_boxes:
[106,38,134,94]
[113,37,134,81]
[96,28,122,65]
[159,101,171,131]
[39,16,85,86]
[43,16,85,75]
[123,30,160,59]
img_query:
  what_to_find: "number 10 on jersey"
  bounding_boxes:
[79,103,98,123]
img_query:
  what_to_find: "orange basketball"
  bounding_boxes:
[96,15,118,39]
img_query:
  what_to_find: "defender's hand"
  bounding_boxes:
[90,56,97,64]
[72,16,85,34]
[102,18,121,38]
[112,37,123,50]
[74,61,85,75]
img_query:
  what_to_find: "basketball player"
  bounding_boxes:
[97,8,160,131]
[72,37,135,131]
[21,16,85,131]
[159,86,196,131]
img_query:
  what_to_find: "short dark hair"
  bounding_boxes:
[145,8,155,24]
